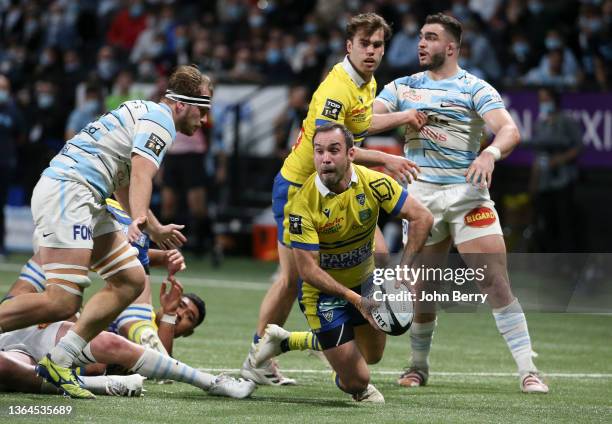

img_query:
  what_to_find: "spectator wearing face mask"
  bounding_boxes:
[65,83,103,140]
[106,0,148,52]
[528,87,582,252]
[386,13,420,76]
[18,80,65,199]
[536,30,580,78]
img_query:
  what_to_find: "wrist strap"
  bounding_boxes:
[483,145,501,161]
[161,314,177,324]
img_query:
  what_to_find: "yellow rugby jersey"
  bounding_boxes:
[288,165,407,289]
[280,56,377,184]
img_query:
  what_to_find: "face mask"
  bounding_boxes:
[175,36,188,51]
[65,62,80,72]
[150,42,164,57]
[40,53,52,67]
[587,18,603,33]
[139,62,156,79]
[37,93,54,109]
[329,38,343,52]
[545,37,562,50]
[528,1,544,14]
[97,60,115,79]
[404,23,418,35]
[0,89,9,104]
[130,4,144,18]
[539,101,555,117]
[513,42,530,58]
[304,22,317,34]
[249,15,264,28]
[83,100,99,114]
[396,3,410,14]
[266,49,281,64]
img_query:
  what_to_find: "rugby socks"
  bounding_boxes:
[129,348,215,390]
[493,298,537,375]
[280,331,321,352]
[409,320,436,370]
[78,376,115,395]
[49,330,88,368]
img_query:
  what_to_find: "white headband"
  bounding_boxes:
[164,89,211,108]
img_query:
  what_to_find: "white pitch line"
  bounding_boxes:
[198,368,612,379]
[0,262,271,291]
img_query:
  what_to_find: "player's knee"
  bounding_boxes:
[362,349,384,365]
[95,331,130,353]
[0,354,12,380]
[341,372,369,394]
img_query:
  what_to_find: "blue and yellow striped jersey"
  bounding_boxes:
[288,165,407,289]
[280,57,377,185]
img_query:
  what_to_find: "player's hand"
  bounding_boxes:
[404,109,428,131]
[383,154,420,185]
[465,151,495,189]
[148,223,187,250]
[160,275,184,315]
[165,249,186,277]
[349,292,381,330]
[128,216,147,244]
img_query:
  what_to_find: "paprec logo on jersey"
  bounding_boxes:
[322,99,342,120]
[144,133,166,156]
[464,207,496,228]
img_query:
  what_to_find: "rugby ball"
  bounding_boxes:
[370,280,413,336]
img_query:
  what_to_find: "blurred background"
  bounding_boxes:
[1,0,610,265]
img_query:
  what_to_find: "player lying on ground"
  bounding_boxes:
[0,320,256,399]
[0,198,194,357]
[243,12,428,386]
[373,13,548,393]
[253,123,432,403]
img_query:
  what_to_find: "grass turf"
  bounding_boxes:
[0,254,611,423]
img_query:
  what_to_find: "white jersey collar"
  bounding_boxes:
[342,56,367,87]
[315,165,358,197]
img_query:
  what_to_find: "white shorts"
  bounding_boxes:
[403,180,503,246]
[0,322,64,362]
[31,176,122,250]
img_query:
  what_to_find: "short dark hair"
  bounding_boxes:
[184,292,206,327]
[425,13,462,45]
[168,64,205,98]
[313,122,354,151]
[346,13,392,42]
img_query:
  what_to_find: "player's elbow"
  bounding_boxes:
[507,124,521,147]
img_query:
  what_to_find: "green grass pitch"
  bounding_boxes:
[0,255,610,423]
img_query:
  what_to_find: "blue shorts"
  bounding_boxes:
[271,172,302,245]
[298,279,369,334]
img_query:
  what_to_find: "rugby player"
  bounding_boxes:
[242,12,428,385]
[0,65,210,398]
[0,320,256,399]
[253,123,432,402]
[373,13,548,393]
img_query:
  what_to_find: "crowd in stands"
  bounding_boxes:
[0,0,609,256]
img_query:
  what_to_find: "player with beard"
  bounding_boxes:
[242,12,428,386]
[253,123,432,402]
[373,13,548,393]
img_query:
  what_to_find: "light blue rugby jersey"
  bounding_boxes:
[376,69,505,184]
[42,100,176,199]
